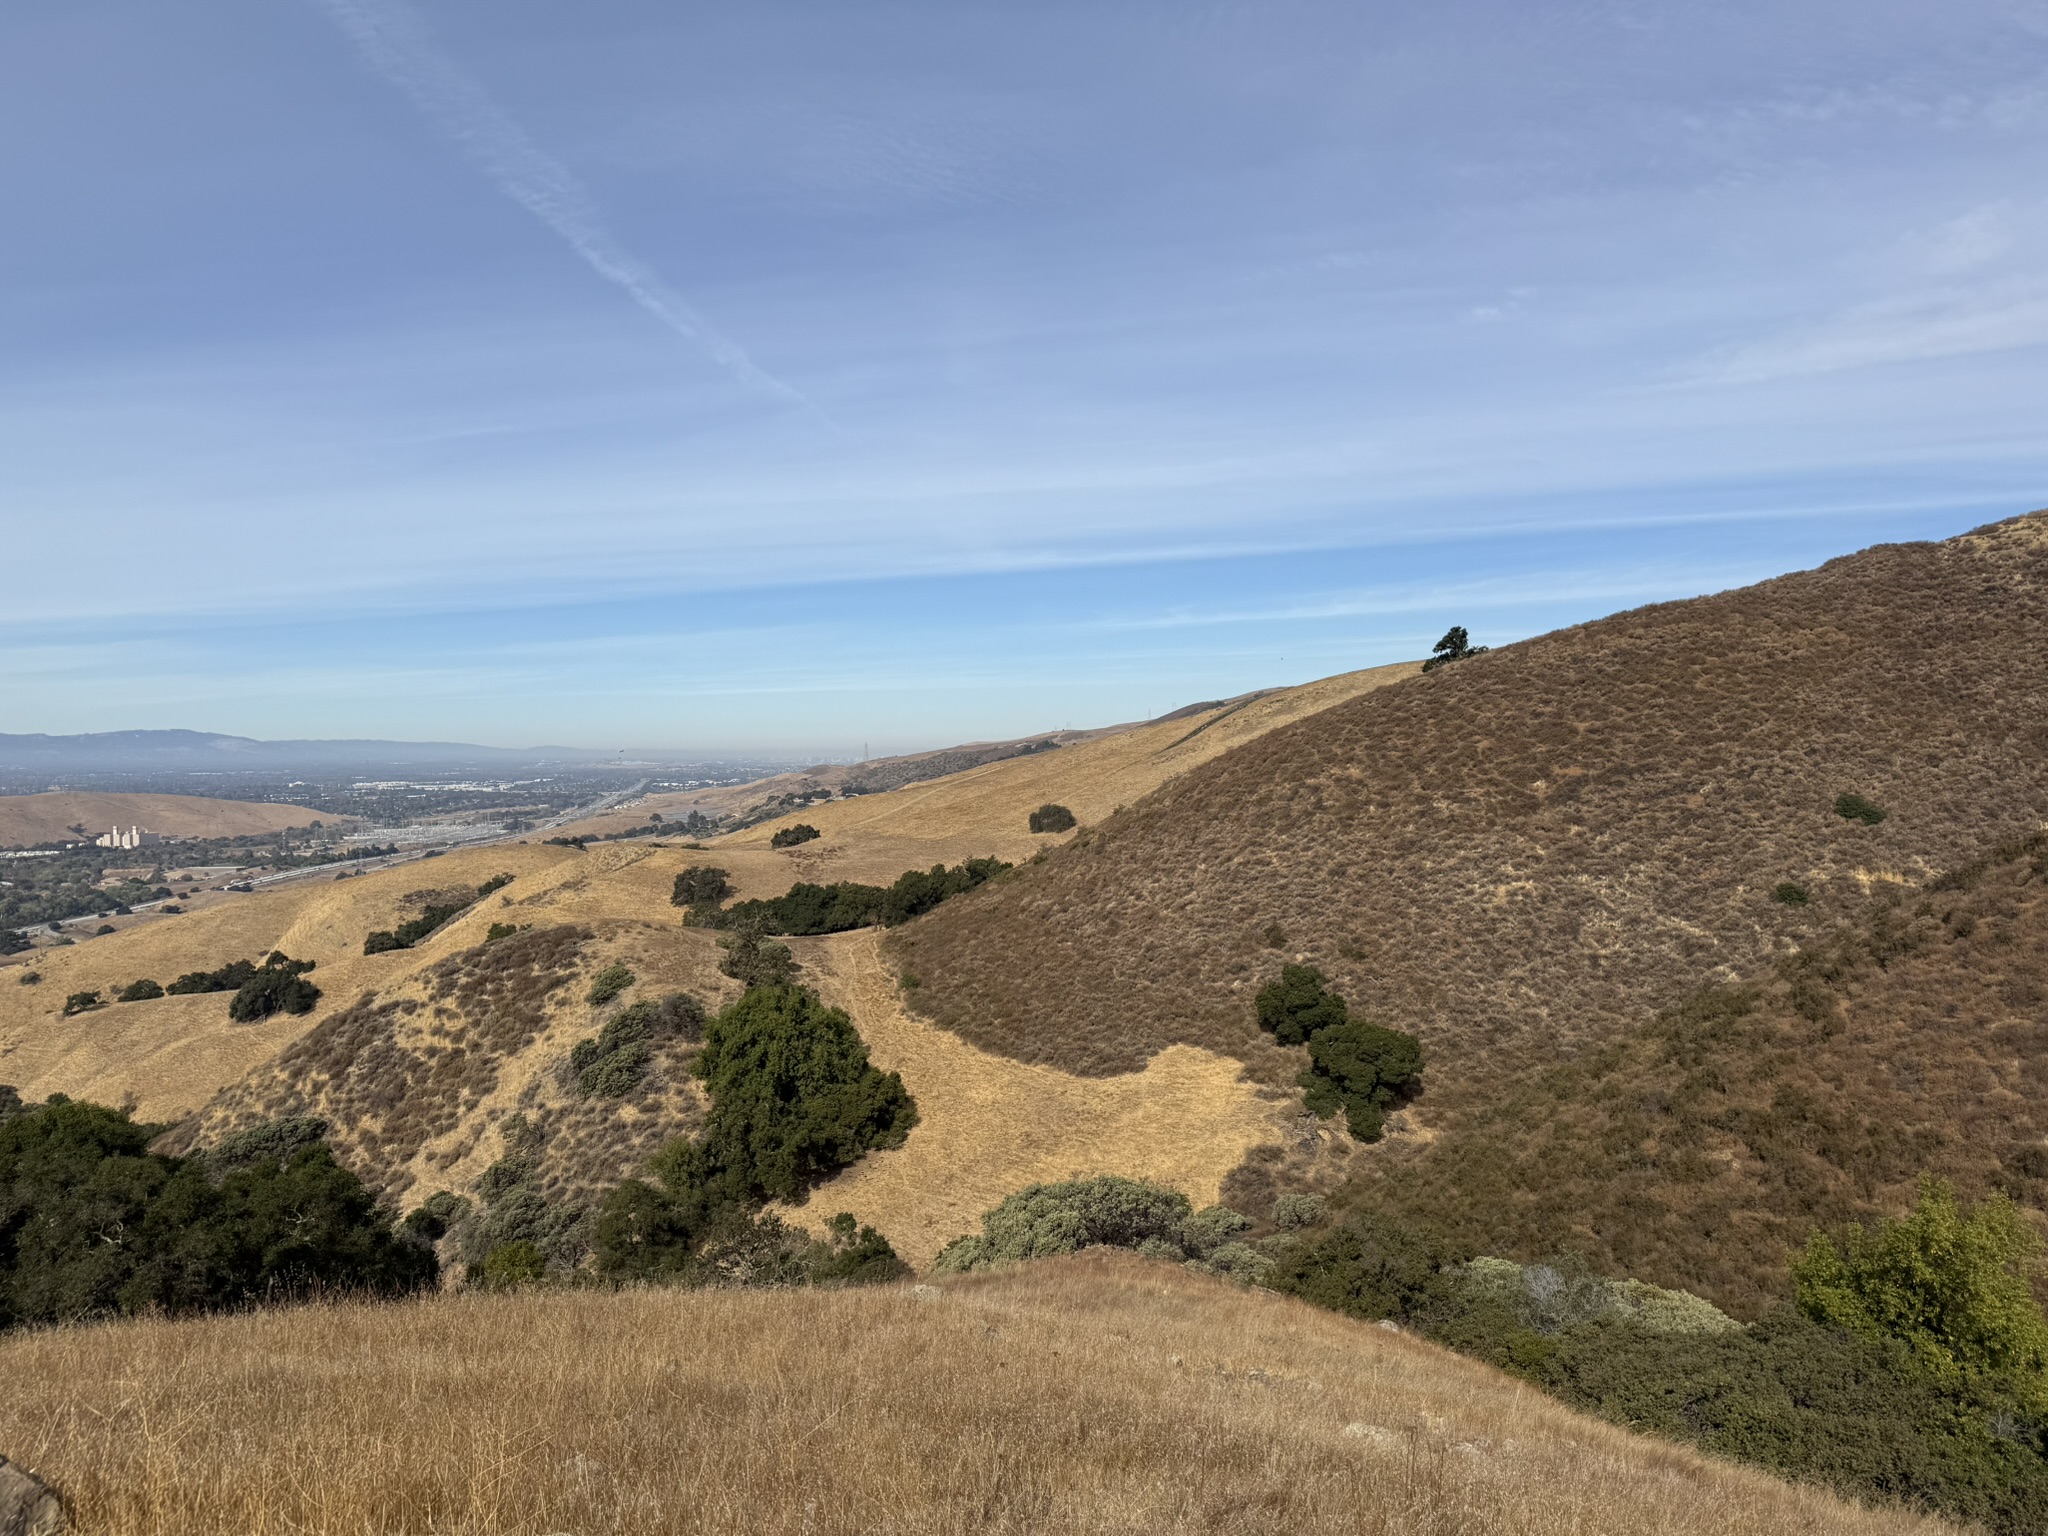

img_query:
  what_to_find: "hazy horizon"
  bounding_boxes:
[6,1,2045,749]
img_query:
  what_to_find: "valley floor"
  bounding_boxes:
[0,1253,1952,1536]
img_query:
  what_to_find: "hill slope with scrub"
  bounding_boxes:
[1318,827,2048,1319]
[892,512,2048,1094]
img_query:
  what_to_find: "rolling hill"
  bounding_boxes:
[0,790,328,848]
[3,668,1418,1260]
[0,1251,1950,1536]
[890,512,2048,1098]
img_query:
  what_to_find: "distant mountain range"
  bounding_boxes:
[0,730,654,775]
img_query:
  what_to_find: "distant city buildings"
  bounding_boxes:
[95,825,165,850]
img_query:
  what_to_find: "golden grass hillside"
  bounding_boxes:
[893,511,2048,1095]
[562,663,1417,867]
[0,790,327,847]
[0,1252,1954,1536]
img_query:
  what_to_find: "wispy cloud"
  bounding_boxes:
[308,0,806,405]
[1683,280,2048,385]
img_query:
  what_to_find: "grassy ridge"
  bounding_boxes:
[0,1253,1952,1536]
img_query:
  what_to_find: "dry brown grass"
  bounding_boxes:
[895,511,2048,1094]
[0,790,329,848]
[0,1252,1954,1536]
[1325,829,2048,1318]
[783,929,1292,1266]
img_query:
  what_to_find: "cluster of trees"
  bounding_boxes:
[769,823,821,848]
[364,873,513,954]
[1254,964,1423,1141]
[680,858,1011,938]
[0,1097,434,1332]
[0,849,167,935]
[102,951,327,1022]
[590,984,914,1284]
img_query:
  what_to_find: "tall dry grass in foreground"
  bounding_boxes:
[0,1253,1954,1536]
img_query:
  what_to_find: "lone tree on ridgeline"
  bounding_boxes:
[1421,626,1489,672]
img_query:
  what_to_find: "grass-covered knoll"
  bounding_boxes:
[1312,830,2048,1319]
[0,1252,1953,1536]
[892,512,2048,1085]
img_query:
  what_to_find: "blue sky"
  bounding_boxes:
[4,0,2045,753]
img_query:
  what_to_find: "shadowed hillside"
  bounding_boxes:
[892,512,2048,1092]
[0,1251,1951,1536]
[1263,829,2048,1320]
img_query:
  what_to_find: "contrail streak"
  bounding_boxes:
[310,0,806,404]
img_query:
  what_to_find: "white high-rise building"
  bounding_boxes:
[94,825,164,850]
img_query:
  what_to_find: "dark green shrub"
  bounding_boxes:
[1300,1017,1424,1141]
[227,956,320,1022]
[363,930,405,954]
[810,1212,909,1286]
[478,1240,546,1289]
[95,924,116,936]
[569,993,703,1098]
[671,866,732,907]
[1775,882,1811,905]
[168,959,260,994]
[1265,1215,1453,1322]
[476,873,514,897]
[710,859,1010,938]
[1420,625,1490,672]
[694,985,917,1202]
[1254,963,1348,1045]
[117,979,164,1002]
[484,922,522,943]
[1835,792,1889,825]
[0,1087,23,1121]
[0,1100,433,1332]
[593,988,913,1282]
[1028,803,1077,834]
[717,925,797,989]
[402,1190,468,1244]
[16,972,39,986]
[769,823,820,848]
[586,962,635,1006]
[61,990,104,1017]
